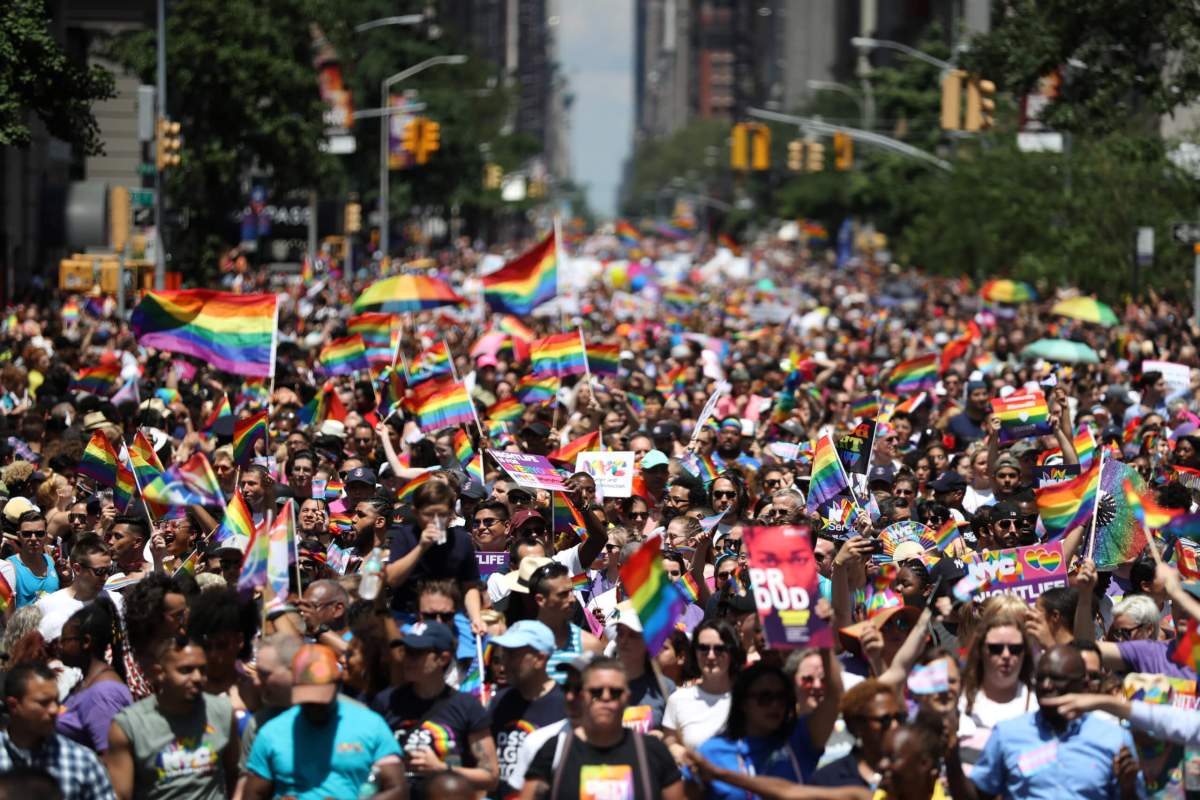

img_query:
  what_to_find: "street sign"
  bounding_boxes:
[130,189,155,209]
[1173,222,1200,245]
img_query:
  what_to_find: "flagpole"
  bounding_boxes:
[122,445,159,539]
[1086,449,1106,562]
[554,215,566,334]
[289,501,303,596]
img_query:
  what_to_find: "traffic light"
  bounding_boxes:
[750,123,770,171]
[787,139,804,171]
[155,117,182,170]
[483,163,503,189]
[423,121,441,155]
[109,186,130,252]
[731,123,748,170]
[805,141,825,172]
[344,202,362,233]
[965,77,997,131]
[401,119,420,153]
[833,132,853,171]
[940,70,966,131]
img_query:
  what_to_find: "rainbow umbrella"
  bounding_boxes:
[1051,296,1119,327]
[980,279,1036,304]
[353,274,466,314]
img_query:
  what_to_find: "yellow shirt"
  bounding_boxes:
[872,779,950,800]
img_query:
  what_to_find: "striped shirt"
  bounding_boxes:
[546,622,584,684]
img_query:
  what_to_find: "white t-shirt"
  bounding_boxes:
[487,545,586,604]
[36,588,126,642]
[662,685,731,750]
[508,719,569,791]
[963,485,995,514]
[958,683,1038,770]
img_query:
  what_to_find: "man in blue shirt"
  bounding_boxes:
[952,643,1143,800]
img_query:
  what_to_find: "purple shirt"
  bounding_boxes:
[57,679,132,752]
[1117,639,1197,680]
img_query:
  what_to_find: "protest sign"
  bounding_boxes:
[990,390,1053,444]
[743,524,832,649]
[962,540,1068,604]
[836,419,876,500]
[475,550,510,577]
[1143,360,1191,396]
[487,450,567,491]
[575,451,635,498]
[1034,464,1080,488]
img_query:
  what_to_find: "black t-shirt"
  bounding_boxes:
[810,752,869,788]
[387,524,480,612]
[489,684,566,799]
[525,729,682,800]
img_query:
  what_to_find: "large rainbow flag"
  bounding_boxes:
[130,290,278,377]
[482,231,558,315]
[348,312,396,367]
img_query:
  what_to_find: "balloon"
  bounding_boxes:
[630,275,647,291]
[609,263,628,289]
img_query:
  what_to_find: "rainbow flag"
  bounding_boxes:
[894,392,928,416]
[319,334,370,375]
[531,332,587,377]
[301,256,314,285]
[232,410,268,466]
[887,353,938,394]
[1169,619,1200,675]
[487,397,524,422]
[625,392,646,414]
[62,300,81,325]
[396,471,434,503]
[516,374,558,404]
[348,312,395,365]
[496,314,536,343]
[267,501,297,600]
[129,430,165,484]
[662,286,699,309]
[483,231,557,315]
[353,273,466,314]
[0,571,13,612]
[113,457,136,512]
[1123,479,1182,530]
[215,490,254,548]
[71,364,121,396]
[1074,427,1097,467]
[570,573,591,592]
[237,514,271,597]
[237,377,270,411]
[203,394,233,431]
[656,365,687,397]
[1034,459,1100,539]
[324,480,345,499]
[682,451,720,484]
[172,550,200,578]
[377,367,407,418]
[678,573,701,604]
[329,512,353,534]
[130,290,278,377]
[850,395,880,419]
[465,453,485,485]
[453,428,474,466]
[411,342,453,384]
[142,452,225,509]
[619,536,687,656]
[932,519,962,553]
[414,381,475,433]
[79,431,120,487]
[552,492,589,542]
[806,434,850,513]
[546,431,600,465]
[587,343,621,376]
[615,220,641,248]
[990,390,1051,444]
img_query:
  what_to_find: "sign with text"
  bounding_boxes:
[743,525,832,649]
[962,540,1068,604]
[487,450,567,491]
[475,550,510,577]
[1034,464,1080,488]
[574,451,635,498]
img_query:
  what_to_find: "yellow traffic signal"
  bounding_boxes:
[424,121,441,154]
[806,141,825,172]
[750,123,770,171]
[833,132,853,171]
[965,78,996,131]
[787,139,804,171]
[401,119,420,153]
[344,202,362,233]
[155,117,182,170]
[731,123,748,170]
[483,163,503,189]
[941,69,966,131]
[109,186,130,252]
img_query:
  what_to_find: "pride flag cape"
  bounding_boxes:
[130,290,278,377]
[482,231,558,315]
[531,332,587,377]
[806,433,851,513]
[319,334,370,375]
[619,536,686,655]
[1034,458,1100,539]
[887,353,938,394]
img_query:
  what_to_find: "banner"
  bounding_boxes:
[836,418,876,501]
[574,451,634,498]
[475,551,509,577]
[1034,464,1080,488]
[962,540,1068,604]
[487,450,567,491]
[743,524,832,649]
[1143,360,1191,396]
[991,390,1052,444]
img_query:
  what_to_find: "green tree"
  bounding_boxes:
[620,119,730,218]
[0,0,115,153]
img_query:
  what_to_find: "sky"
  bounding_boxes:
[558,0,633,219]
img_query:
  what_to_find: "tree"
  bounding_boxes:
[0,0,115,153]
[620,119,730,217]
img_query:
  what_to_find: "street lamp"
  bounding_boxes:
[850,36,953,70]
[806,80,869,128]
[378,55,468,259]
[354,14,423,33]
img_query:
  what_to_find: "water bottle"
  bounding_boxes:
[358,547,384,600]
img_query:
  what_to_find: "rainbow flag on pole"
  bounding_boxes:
[586,343,621,376]
[806,433,851,513]
[232,410,269,466]
[142,452,225,510]
[1123,479,1183,530]
[411,342,453,384]
[70,364,121,396]
[547,431,600,465]
[130,290,278,377]
[516,374,559,404]
[319,334,370,375]
[129,430,165,484]
[887,353,938,394]
[267,501,297,600]
[238,514,270,597]
[1034,459,1101,539]
[348,312,396,366]
[396,471,434,503]
[453,428,474,466]
[552,492,589,542]
[482,231,558,315]
[413,380,475,433]
[619,536,687,655]
[531,332,587,377]
[79,431,120,486]
[203,394,233,431]
[215,490,254,549]
[486,397,524,422]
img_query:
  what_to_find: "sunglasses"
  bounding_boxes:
[696,643,729,656]
[763,479,782,488]
[986,642,1025,657]
[473,517,503,529]
[420,611,456,624]
[77,564,112,577]
[586,686,626,701]
[995,519,1018,530]
[712,490,738,499]
[17,530,44,539]
[1108,625,1144,642]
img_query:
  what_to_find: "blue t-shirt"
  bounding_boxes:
[971,711,1145,800]
[7,554,59,608]
[693,719,820,799]
[246,696,401,800]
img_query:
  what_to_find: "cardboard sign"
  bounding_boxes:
[487,450,566,491]
[475,550,510,577]
[962,540,1068,604]
[743,525,832,649]
[574,451,635,498]
[1143,360,1191,396]
[991,390,1053,444]
[1034,464,1080,488]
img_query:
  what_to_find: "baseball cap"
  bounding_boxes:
[612,601,642,633]
[491,619,556,654]
[640,450,669,470]
[502,555,553,594]
[291,643,343,704]
[929,471,967,492]
[992,453,1021,474]
[868,465,895,486]
[345,467,377,486]
[651,421,681,440]
[318,419,346,439]
[521,422,551,438]
[402,621,456,652]
[509,509,547,534]
[3,497,37,525]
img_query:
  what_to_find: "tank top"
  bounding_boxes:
[546,622,584,684]
[7,554,59,607]
[112,692,232,800]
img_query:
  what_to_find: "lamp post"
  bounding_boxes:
[806,80,869,129]
[378,55,467,260]
[354,14,423,33]
[849,36,953,70]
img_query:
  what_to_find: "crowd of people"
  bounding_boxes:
[0,234,1198,800]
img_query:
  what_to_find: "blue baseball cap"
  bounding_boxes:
[490,619,556,655]
[402,621,456,652]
